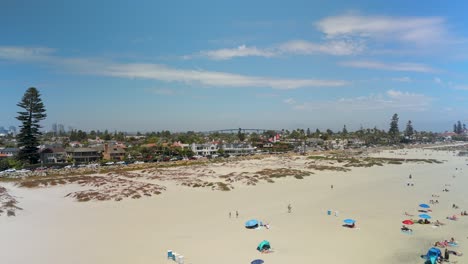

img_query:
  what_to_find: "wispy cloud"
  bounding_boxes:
[196,45,276,60]
[340,60,437,73]
[0,46,55,61]
[316,14,449,46]
[283,98,296,105]
[103,63,347,89]
[285,89,432,112]
[190,39,363,60]
[278,39,364,56]
[0,45,347,90]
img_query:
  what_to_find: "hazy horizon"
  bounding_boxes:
[1,1,468,132]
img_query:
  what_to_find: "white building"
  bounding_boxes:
[222,143,256,155]
[191,143,219,156]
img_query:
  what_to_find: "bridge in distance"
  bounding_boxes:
[201,128,282,134]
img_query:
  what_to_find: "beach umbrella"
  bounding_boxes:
[402,220,414,225]
[419,214,431,219]
[419,204,430,209]
[245,219,259,228]
[251,259,264,264]
[343,219,356,224]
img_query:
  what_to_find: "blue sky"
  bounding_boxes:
[1,0,468,132]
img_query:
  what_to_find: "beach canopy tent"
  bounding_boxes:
[251,259,264,264]
[423,247,441,264]
[419,204,430,209]
[257,240,271,251]
[245,219,259,229]
[343,219,356,224]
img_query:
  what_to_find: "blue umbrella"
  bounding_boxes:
[419,214,431,219]
[245,219,259,228]
[251,259,264,264]
[343,219,356,224]
[419,204,430,209]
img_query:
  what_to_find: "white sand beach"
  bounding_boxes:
[0,147,467,264]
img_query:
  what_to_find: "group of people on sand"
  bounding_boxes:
[434,248,464,263]
[434,238,457,248]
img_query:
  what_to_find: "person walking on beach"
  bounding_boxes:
[229,212,231,218]
[331,184,333,190]
[236,210,239,218]
[287,204,292,213]
[409,174,412,179]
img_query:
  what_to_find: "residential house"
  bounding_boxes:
[102,144,126,161]
[191,143,219,156]
[39,147,67,164]
[0,148,19,157]
[222,143,256,155]
[66,148,101,163]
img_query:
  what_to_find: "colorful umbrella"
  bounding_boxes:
[419,204,430,209]
[245,219,259,228]
[419,214,431,219]
[343,219,356,224]
[251,260,264,264]
[402,220,414,225]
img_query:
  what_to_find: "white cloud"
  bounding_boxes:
[0,46,347,90]
[192,39,363,60]
[316,14,448,46]
[0,46,55,61]
[278,39,364,56]
[103,63,347,89]
[285,89,432,112]
[198,45,276,60]
[283,98,296,105]
[340,60,437,73]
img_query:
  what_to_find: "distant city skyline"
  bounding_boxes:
[1,1,468,132]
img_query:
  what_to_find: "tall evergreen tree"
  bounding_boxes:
[16,87,47,164]
[454,124,457,133]
[306,128,311,137]
[404,120,414,138]
[342,125,348,135]
[388,113,400,143]
[237,128,245,141]
[456,120,463,134]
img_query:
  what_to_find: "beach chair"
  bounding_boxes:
[167,250,173,260]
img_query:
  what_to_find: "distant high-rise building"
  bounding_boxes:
[0,126,6,134]
[8,126,16,135]
[58,124,65,135]
[52,123,58,135]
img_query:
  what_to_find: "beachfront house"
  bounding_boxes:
[66,148,101,163]
[191,143,219,156]
[222,143,256,155]
[102,144,126,161]
[39,147,67,164]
